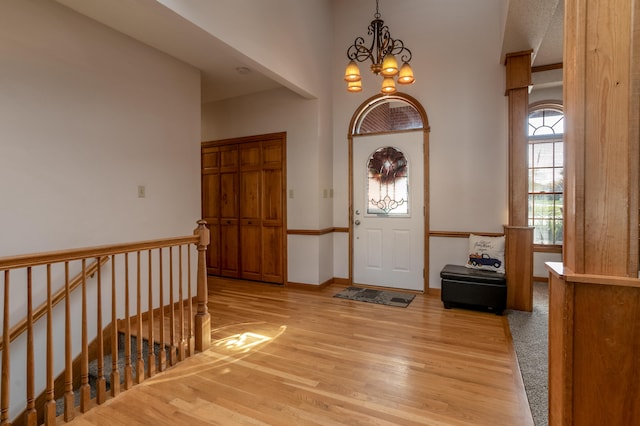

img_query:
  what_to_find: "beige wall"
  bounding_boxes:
[0,1,201,416]
[0,0,201,255]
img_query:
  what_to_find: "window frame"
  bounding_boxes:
[528,102,564,250]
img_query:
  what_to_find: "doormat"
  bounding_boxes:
[333,286,415,308]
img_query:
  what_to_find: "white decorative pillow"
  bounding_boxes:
[465,234,506,273]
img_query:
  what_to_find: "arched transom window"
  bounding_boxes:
[353,96,424,135]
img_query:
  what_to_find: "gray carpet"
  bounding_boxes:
[56,334,167,415]
[334,286,415,307]
[506,281,548,426]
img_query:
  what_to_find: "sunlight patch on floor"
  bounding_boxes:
[213,331,273,353]
[143,323,287,386]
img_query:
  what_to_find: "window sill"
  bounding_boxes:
[533,244,562,253]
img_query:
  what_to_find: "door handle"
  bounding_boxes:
[354,219,361,226]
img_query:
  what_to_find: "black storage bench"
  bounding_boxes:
[440,264,506,315]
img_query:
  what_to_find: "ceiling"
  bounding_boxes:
[57,0,563,103]
[501,0,564,92]
[501,0,563,66]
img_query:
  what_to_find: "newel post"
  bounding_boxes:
[194,220,211,352]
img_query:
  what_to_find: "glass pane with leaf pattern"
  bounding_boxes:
[366,147,409,215]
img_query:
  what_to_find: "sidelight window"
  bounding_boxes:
[528,105,564,245]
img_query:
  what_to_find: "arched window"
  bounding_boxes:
[528,103,564,245]
[352,96,424,135]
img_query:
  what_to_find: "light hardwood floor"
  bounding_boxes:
[68,277,534,425]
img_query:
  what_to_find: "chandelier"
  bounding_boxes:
[343,0,415,94]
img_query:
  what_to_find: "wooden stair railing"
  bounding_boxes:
[0,257,110,353]
[0,220,210,426]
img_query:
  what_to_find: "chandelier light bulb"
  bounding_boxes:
[344,60,362,82]
[347,80,363,92]
[381,77,397,94]
[397,62,415,85]
[381,54,399,77]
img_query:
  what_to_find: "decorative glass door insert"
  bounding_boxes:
[366,146,409,215]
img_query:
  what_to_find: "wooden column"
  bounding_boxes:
[564,0,639,276]
[504,51,535,312]
[505,50,532,227]
[547,264,640,425]
[547,0,640,423]
[504,225,534,311]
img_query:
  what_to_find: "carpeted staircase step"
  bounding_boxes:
[55,333,170,416]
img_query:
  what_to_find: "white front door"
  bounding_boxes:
[352,131,424,291]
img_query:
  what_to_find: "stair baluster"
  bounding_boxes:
[44,265,55,425]
[26,268,36,425]
[135,252,144,385]
[158,248,166,372]
[146,249,155,378]
[123,255,132,390]
[95,257,106,404]
[178,245,185,362]
[169,247,176,366]
[63,263,74,422]
[80,260,90,412]
[110,256,120,397]
[187,247,194,356]
[1,271,9,425]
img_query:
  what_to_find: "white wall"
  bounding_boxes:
[534,252,562,278]
[0,0,201,417]
[332,0,509,288]
[530,85,563,105]
[202,87,334,284]
[203,88,320,230]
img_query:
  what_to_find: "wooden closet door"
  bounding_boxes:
[239,142,262,281]
[201,146,220,275]
[219,145,240,277]
[261,139,284,283]
[202,132,286,284]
